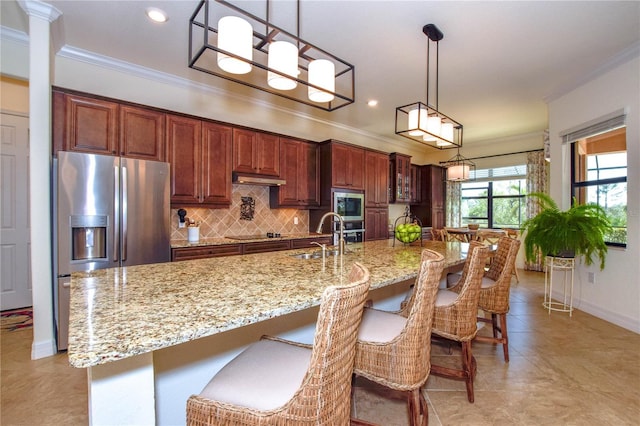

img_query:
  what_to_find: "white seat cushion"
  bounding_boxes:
[481,276,497,288]
[199,339,311,411]
[357,308,407,343]
[435,289,459,306]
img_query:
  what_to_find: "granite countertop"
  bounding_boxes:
[170,233,333,248]
[68,239,467,368]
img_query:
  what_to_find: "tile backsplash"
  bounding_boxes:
[170,185,310,240]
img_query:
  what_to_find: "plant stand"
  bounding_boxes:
[543,256,575,316]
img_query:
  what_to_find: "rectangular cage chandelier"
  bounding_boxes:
[189,0,355,111]
[395,24,463,149]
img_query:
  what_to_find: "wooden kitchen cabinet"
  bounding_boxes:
[167,115,233,207]
[119,105,165,161]
[171,244,242,261]
[365,207,389,241]
[364,150,389,208]
[410,164,422,204]
[232,129,280,177]
[389,153,412,204]
[53,90,165,161]
[290,236,332,248]
[410,164,446,228]
[270,138,320,208]
[56,91,119,156]
[330,142,365,190]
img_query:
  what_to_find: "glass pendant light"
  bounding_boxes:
[217,16,253,74]
[308,59,335,102]
[447,164,470,181]
[268,41,299,90]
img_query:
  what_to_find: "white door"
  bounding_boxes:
[0,112,31,310]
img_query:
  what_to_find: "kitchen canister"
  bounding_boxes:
[188,226,200,243]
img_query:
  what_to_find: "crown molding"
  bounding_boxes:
[1,25,29,45]
[17,0,61,23]
[545,40,640,103]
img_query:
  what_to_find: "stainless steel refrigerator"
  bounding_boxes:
[54,151,170,351]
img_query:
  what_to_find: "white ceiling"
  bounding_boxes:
[2,0,639,148]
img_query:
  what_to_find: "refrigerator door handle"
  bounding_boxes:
[113,166,120,262]
[122,165,128,262]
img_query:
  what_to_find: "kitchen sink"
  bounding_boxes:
[290,253,322,260]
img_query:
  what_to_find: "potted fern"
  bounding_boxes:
[522,192,612,270]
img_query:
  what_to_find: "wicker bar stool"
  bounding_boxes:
[430,242,488,403]
[502,228,521,283]
[352,250,445,426]
[471,236,520,362]
[186,263,371,426]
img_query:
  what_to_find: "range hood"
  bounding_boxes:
[232,173,287,186]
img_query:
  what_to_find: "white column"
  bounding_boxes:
[17,0,62,359]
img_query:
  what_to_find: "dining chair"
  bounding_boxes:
[186,262,371,426]
[502,228,521,283]
[430,228,445,242]
[351,249,445,426]
[472,236,521,362]
[430,242,488,403]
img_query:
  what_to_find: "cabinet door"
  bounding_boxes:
[255,133,280,176]
[298,141,319,206]
[232,128,256,174]
[202,122,233,206]
[365,151,389,207]
[389,153,412,203]
[365,208,389,241]
[410,164,421,204]
[332,144,365,190]
[276,138,302,206]
[167,115,201,205]
[120,105,165,161]
[64,94,118,155]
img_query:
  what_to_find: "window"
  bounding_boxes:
[571,127,627,246]
[461,165,526,229]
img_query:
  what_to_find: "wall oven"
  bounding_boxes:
[333,191,364,221]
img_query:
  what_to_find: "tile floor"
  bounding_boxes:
[2,269,639,425]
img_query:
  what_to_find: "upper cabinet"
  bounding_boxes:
[167,115,232,207]
[323,141,365,190]
[410,164,422,204]
[232,129,280,177]
[53,90,165,161]
[389,153,412,203]
[119,105,165,161]
[270,138,320,208]
[364,150,389,208]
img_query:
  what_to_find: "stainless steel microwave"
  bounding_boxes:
[333,191,364,221]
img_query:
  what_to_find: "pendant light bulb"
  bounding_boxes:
[217,16,253,75]
[408,108,427,136]
[268,41,299,90]
[308,59,335,102]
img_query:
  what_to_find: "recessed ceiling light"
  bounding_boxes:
[146,7,168,23]
[367,100,379,107]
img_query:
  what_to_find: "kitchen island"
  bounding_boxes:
[68,239,468,425]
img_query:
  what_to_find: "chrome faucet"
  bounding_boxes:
[315,212,345,255]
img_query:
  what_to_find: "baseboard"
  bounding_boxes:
[31,339,56,360]
[564,293,640,334]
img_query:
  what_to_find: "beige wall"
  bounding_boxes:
[548,56,639,332]
[1,75,29,113]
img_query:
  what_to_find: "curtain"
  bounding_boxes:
[524,150,549,271]
[446,181,461,227]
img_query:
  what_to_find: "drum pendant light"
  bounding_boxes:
[308,59,335,102]
[268,41,298,90]
[217,16,253,74]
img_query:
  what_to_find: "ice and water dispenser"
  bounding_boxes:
[70,215,108,262]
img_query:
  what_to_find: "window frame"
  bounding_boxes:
[461,179,526,229]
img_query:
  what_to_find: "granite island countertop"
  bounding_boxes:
[68,239,468,368]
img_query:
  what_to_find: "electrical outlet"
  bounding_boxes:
[588,272,595,284]
[294,216,299,225]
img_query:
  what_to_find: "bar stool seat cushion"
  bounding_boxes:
[199,339,311,411]
[357,308,407,343]
[447,272,495,289]
[435,289,459,306]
